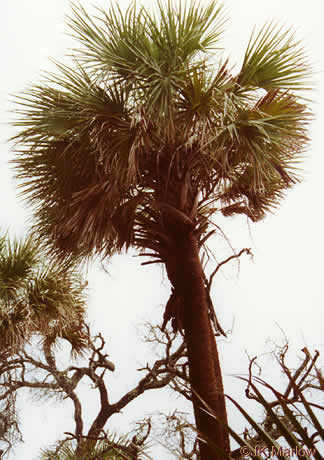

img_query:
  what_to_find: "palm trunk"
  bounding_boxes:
[165,231,230,459]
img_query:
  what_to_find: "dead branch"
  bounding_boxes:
[237,346,324,459]
[207,248,252,290]
[162,247,252,336]
[0,321,189,457]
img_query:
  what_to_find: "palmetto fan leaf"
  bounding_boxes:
[237,21,311,91]
[0,234,38,302]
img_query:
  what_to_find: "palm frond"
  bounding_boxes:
[236,21,311,91]
[177,60,232,123]
[0,234,38,302]
[40,433,144,459]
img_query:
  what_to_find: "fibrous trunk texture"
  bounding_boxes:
[165,231,230,460]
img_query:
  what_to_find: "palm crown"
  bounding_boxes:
[12,0,310,262]
[0,233,88,354]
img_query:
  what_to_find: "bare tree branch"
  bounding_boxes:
[0,322,189,457]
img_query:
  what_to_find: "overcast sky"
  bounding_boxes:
[1,1,324,458]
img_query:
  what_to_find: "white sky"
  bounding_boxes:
[1,1,324,458]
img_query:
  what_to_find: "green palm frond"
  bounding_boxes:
[236,21,311,91]
[0,234,38,302]
[213,89,310,221]
[40,442,77,460]
[13,61,129,141]
[68,2,149,75]
[27,266,85,322]
[177,60,232,124]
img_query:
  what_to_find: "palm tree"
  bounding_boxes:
[11,1,311,458]
[0,232,88,456]
[40,437,143,460]
[0,232,88,354]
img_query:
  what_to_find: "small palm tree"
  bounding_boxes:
[0,232,88,355]
[11,2,311,458]
[0,232,88,456]
[40,437,140,460]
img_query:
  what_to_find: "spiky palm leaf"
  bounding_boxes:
[200,356,324,460]
[237,21,311,91]
[11,0,311,261]
[224,377,324,459]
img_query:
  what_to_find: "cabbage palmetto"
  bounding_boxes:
[40,437,141,460]
[11,1,311,458]
[0,232,88,455]
[0,233,88,355]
